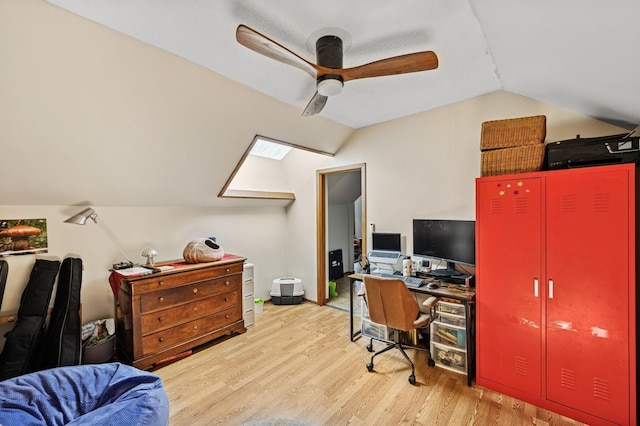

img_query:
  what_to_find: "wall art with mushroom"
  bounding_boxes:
[0,219,48,257]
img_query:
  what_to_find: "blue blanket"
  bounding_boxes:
[0,363,169,425]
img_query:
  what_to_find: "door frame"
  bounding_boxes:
[316,163,367,305]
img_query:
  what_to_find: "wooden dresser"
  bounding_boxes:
[115,255,246,370]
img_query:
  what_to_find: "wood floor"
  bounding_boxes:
[155,302,585,426]
[325,275,352,312]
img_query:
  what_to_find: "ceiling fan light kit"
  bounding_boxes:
[317,78,343,96]
[235,24,438,116]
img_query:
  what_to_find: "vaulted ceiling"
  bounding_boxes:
[3,1,638,209]
[45,0,640,130]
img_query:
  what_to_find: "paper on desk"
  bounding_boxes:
[115,267,154,276]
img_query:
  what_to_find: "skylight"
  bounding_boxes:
[249,137,292,160]
[219,134,333,200]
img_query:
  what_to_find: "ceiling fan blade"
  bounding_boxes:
[337,51,438,82]
[236,25,318,79]
[302,92,328,116]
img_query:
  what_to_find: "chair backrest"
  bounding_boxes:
[363,275,419,332]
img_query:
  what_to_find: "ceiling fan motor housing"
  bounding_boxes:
[316,35,344,96]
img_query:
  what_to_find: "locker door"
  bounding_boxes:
[476,176,543,396]
[545,167,631,424]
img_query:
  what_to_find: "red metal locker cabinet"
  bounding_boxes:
[476,176,544,396]
[545,166,632,425]
[476,164,636,425]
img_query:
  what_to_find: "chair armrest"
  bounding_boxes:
[423,296,439,309]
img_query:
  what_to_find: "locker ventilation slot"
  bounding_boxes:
[489,350,503,368]
[514,197,527,214]
[514,356,528,376]
[489,198,502,215]
[559,195,577,213]
[592,193,610,213]
[559,368,576,390]
[593,377,611,401]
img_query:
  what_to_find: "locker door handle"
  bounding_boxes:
[548,280,554,299]
[534,279,539,297]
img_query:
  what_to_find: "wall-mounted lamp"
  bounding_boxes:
[64,207,134,268]
[64,207,98,225]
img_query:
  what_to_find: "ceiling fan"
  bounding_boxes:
[236,25,439,116]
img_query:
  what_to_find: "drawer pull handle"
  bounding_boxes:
[193,325,198,330]
[225,281,230,286]
[159,281,164,286]
[226,268,230,272]
[193,307,198,312]
[224,297,229,302]
[158,297,164,303]
[193,288,198,294]
[158,337,164,343]
[225,314,230,319]
[158,317,163,322]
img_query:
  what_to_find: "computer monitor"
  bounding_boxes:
[412,219,475,277]
[372,232,401,252]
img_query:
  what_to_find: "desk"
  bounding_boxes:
[348,273,476,385]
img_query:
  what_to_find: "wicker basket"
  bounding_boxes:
[481,115,547,150]
[481,144,546,177]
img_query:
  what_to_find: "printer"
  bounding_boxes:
[545,128,640,170]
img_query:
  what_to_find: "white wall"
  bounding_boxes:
[0,205,287,322]
[0,0,354,209]
[229,156,292,192]
[285,90,626,302]
[354,196,363,240]
[281,149,333,298]
[338,90,626,251]
[1,93,624,313]
[328,203,352,276]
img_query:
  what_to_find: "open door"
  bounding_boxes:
[316,164,366,305]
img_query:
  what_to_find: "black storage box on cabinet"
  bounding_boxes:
[545,133,640,170]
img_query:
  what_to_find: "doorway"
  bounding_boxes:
[316,164,366,307]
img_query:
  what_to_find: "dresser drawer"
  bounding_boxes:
[141,307,241,356]
[131,262,243,295]
[140,291,239,334]
[140,275,240,313]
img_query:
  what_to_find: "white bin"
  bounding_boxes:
[270,277,304,305]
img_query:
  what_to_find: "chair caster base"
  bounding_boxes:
[366,343,374,352]
[409,374,416,385]
[366,362,374,372]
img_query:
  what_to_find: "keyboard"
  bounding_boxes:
[379,273,425,288]
[368,250,402,265]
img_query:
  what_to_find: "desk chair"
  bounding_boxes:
[362,275,437,385]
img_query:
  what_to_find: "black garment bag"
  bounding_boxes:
[0,259,60,380]
[42,257,83,368]
[0,260,7,310]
